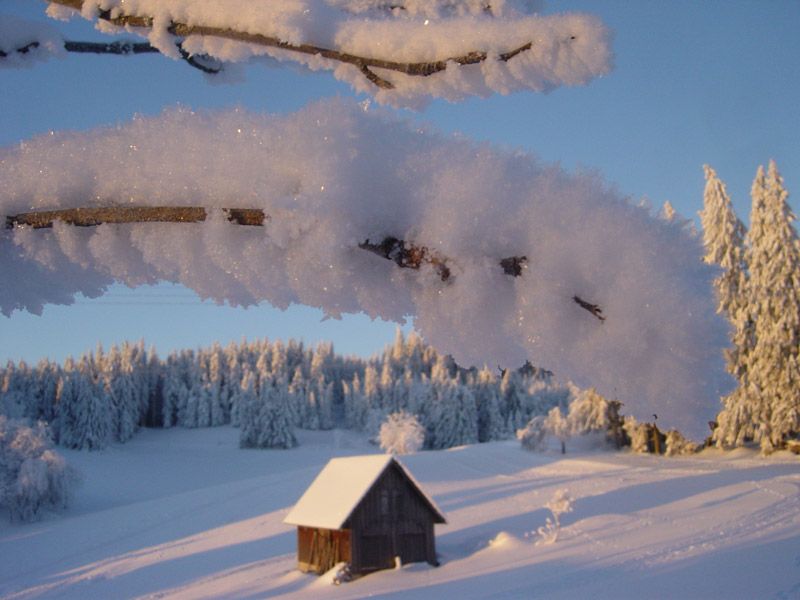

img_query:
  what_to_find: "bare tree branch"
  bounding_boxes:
[5,207,265,229]
[573,295,606,321]
[0,41,41,58]
[46,0,544,89]
[0,37,221,74]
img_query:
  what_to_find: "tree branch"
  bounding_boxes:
[5,206,604,321]
[46,0,544,89]
[0,37,221,74]
[5,207,265,229]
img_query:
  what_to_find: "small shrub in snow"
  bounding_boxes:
[623,416,650,454]
[517,415,547,451]
[664,429,699,456]
[536,489,574,545]
[379,411,424,455]
[0,417,79,522]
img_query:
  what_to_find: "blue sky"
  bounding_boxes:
[1,0,798,365]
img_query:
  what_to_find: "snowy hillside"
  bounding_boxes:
[1,427,798,599]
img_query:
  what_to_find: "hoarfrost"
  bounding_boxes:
[0,100,729,439]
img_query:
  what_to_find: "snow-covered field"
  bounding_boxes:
[1,427,798,599]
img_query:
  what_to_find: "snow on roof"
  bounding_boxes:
[283,454,444,530]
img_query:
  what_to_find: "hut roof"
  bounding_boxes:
[284,454,445,530]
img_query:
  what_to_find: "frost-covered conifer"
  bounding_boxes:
[475,366,505,442]
[207,345,229,426]
[501,368,525,433]
[430,380,478,449]
[55,369,111,450]
[240,379,297,449]
[700,166,748,321]
[738,162,800,451]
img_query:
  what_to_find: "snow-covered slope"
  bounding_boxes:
[0,428,798,599]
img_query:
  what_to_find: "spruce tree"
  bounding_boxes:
[700,166,748,322]
[721,163,800,451]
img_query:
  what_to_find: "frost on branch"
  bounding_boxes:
[43,0,612,106]
[0,100,729,439]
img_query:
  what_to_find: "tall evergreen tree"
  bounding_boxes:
[700,166,748,321]
[719,163,800,451]
[747,162,800,450]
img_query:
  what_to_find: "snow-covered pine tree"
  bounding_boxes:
[55,368,111,450]
[701,166,759,449]
[237,369,259,445]
[107,348,139,443]
[207,345,228,426]
[240,377,297,449]
[742,162,800,451]
[701,166,749,322]
[474,366,505,442]
[500,368,525,433]
[430,379,478,449]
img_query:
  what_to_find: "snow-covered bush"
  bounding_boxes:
[536,489,573,545]
[0,417,79,522]
[665,429,699,456]
[545,406,570,454]
[379,411,425,455]
[567,387,610,435]
[517,415,548,451]
[623,416,650,454]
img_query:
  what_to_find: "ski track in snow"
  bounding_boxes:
[0,428,798,599]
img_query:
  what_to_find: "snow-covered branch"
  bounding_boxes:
[5,207,265,229]
[43,0,612,104]
[0,100,728,439]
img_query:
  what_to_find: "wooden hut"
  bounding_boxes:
[284,454,446,576]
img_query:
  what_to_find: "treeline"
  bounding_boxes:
[0,330,567,451]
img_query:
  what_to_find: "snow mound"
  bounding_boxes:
[0,100,730,438]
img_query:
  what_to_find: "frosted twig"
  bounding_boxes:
[46,0,544,89]
[573,295,605,321]
[0,38,220,74]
